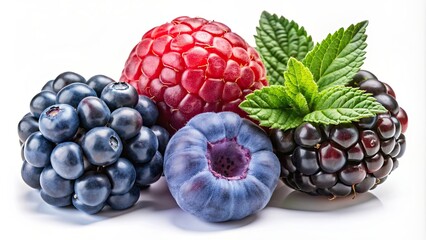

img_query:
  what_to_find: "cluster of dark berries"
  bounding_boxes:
[18,72,169,214]
[271,70,408,198]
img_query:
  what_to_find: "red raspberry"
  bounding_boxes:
[120,16,267,133]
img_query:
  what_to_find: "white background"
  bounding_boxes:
[1,0,425,239]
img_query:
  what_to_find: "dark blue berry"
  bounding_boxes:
[150,125,170,154]
[30,91,56,118]
[81,127,122,166]
[108,107,142,140]
[41,80,55,92]
[74,171,111,206]
[134,96,159,127]
[77,96,110,130]
[72,197,104,214]
[40,190,72,207]
[17,114,39,143]
[24,132,55,168]
[124,127,158,164]
[86,75,115,97]
[134,151,163,187]
[39,104,80,143]
[21,161,43,189]
[52,71,85,93]
[105,158,136,195]
[50,142,84,180]
[101,82,138,111]
[40,165,74,198]
[107,185,140,210]
[56,83,97,108]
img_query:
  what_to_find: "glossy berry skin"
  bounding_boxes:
[40,190,72,207]
[108,107,143,140]
[272,70,407,198]
[86,75,115,96]
[50,142,84,180]
[124,127,159,164]
[77,96,111,130]
[164,112,280,222]
[39,104,80,143]
[72,197,104,214]
[41,80,54,92]
[105,158,136,195]
[40,165,74,198]
[134,151,163,187]
[101,82,138,111]
[21,161,43,189]
[107,185,140,210]
[134,96,159,127]
[52,71,85,93]
[29,91,56,118]
[56,83,97,108]
[120,16,267,133]
[74,171,111,206]
[81,127,123,166]
[150,125,170,154]
[24,132,55,168]
[17,114,39,143]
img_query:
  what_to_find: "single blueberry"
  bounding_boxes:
[107,186,140,210]
[86,75,115,97]
[134,151,163,187]
[150,125,170,154]
[56,83,97,108]
[40,165,74,198]
[77,96,110,130]
[40,190,72,207]
[30,91,57,118]
[39,104,80,143]
[17,114,39,143]
[21,160,43,189]
[164,112,280,222]
[108,107,143,140]
[101,82,138,111]
[74,171,111,206]
[50,142,84,180]
[81,127,122,166]
[52,71,85,93]
[124,127,158,164]
[105,158,136,195]
[24,132,55,168]
[72,197,104,214]
[41,80,55,92]
[134,96,159,127]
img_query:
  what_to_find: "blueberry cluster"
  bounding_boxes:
[18,72,169,214]
[271,70,408,198]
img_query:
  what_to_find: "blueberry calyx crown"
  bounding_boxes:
[207,137,251,180]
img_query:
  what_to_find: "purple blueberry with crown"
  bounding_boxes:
[164,112,280,222]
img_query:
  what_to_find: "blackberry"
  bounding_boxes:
[18,71,170,213]
[271,70,408,198]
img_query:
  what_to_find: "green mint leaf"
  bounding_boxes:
[304,86,387,124]
[303,21,368,91]
[255,11,314,85]
[239,86,304,130]
[283,58,318,114]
